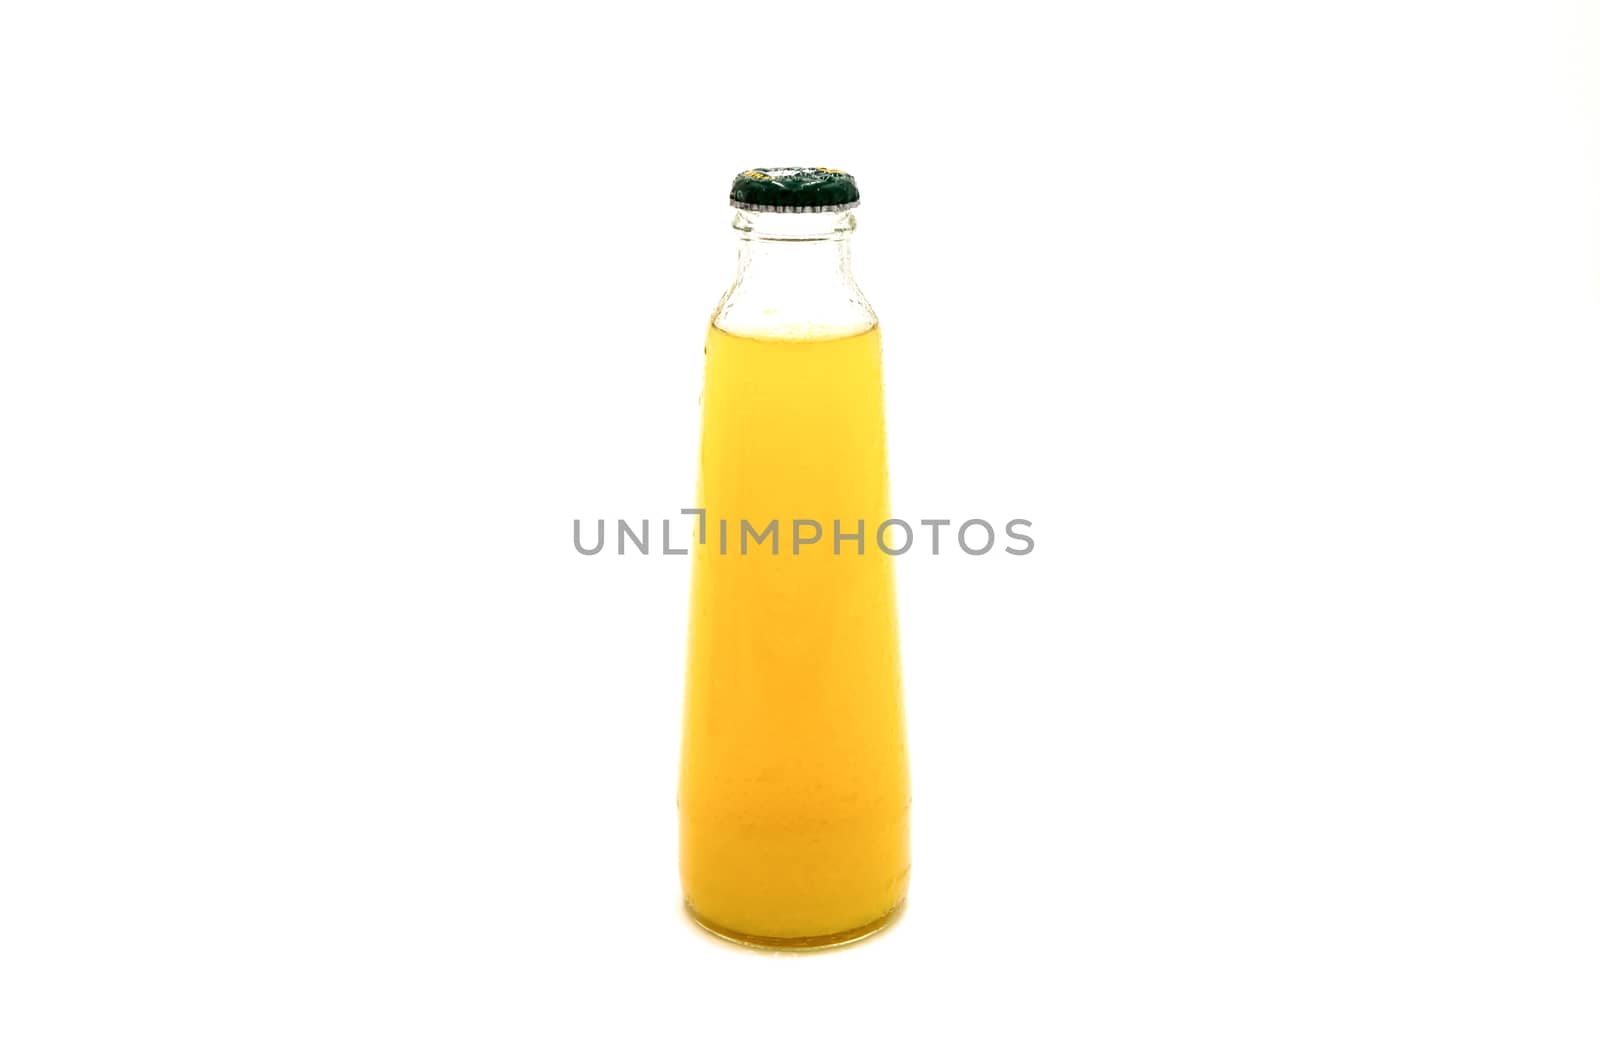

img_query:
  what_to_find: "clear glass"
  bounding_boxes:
[711,209,877,338]
[679,207,910,949]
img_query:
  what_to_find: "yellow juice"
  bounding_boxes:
[679,323,910,946]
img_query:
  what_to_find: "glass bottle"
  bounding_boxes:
[679,168,910,949]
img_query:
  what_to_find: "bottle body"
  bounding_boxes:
[679,203,909,947]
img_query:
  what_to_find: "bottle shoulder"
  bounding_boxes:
[710,282,877,341]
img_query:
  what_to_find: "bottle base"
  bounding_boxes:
[684,899,904,952]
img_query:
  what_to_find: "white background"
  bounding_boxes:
[2,1,1598,1060]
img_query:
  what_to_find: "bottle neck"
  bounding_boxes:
[713,209,875,339]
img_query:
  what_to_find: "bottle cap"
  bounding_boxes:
[729,167,860,212]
